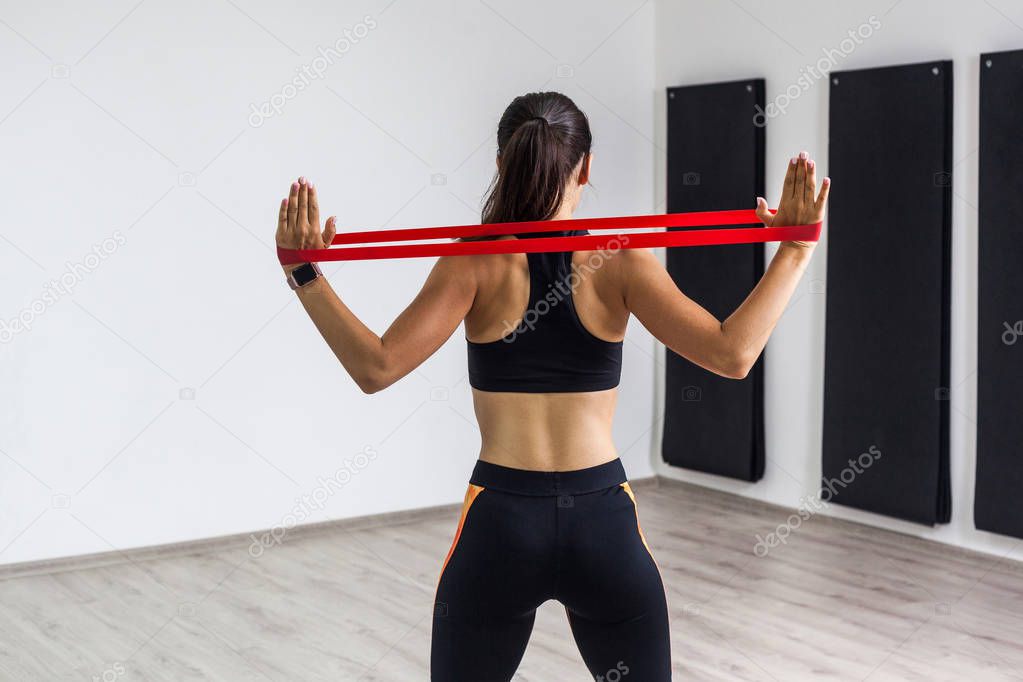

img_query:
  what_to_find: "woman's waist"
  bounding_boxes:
[476,417,617,470]
[469,456,627,497]
[471,387,617,423]
[471,387,618,469]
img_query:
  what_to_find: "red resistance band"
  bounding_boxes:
[276,209,821,264]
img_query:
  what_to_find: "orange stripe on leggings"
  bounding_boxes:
[438,484,484,584]
[621,482,655,560]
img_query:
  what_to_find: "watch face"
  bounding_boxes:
[293,263,319,286]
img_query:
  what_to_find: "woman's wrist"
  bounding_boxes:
[779,241,815,256]
[776,242,815,268]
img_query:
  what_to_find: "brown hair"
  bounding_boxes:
[480,92,592,225]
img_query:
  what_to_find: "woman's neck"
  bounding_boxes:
[551,204,575,221]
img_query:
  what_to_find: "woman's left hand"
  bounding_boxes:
[754,151,830,250]
[276,177,337,257]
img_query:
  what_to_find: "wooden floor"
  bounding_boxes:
[1,479,1022,681]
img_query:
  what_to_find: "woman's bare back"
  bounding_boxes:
[463,245,629,471]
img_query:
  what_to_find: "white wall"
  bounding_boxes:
[0,0,657,566]
[7,0,1015,569]
[653,0,1022,560]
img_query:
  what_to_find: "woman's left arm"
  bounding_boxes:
[277,178,477,393]
[621,153,828,379]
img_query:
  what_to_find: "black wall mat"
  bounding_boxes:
[976,50,1023,539]
[662,79,765,481]
[823,61,952,525]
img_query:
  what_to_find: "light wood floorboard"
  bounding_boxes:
[0,479,1021,680]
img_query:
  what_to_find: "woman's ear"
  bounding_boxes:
[578,153,593,186]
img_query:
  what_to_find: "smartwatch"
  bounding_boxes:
[286,262,323,290]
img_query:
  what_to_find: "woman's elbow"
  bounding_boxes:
[350,361,394,394]
[717,350,757,380]
[721,364,751,380]
[354,369,394,394]
[355,375,385,394]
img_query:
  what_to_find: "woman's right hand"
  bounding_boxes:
[276,176,337,256]
[755,151,830,249]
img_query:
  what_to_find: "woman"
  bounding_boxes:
[274,91,828,680]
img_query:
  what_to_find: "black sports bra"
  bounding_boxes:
[466,230,624,393]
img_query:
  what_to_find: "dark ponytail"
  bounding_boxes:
[481,92,592,225]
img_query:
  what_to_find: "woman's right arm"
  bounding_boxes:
[622,153,829,379]
[277,178,477,393]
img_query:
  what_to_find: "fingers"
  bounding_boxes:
[308,182,320,230]
[805,156,817,203]
[322,216,337,247]
[287,180,300,232]
[782,156,797,199]
[754,196,774,226]
[794,151,808,200]
[277,197,288,243]
[815,176,832,212]
[297,177,309,234]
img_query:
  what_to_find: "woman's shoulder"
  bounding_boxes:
[572,245,660,282]
[436,247,525,285]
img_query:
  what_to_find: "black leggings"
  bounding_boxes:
[431,459,671,681]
